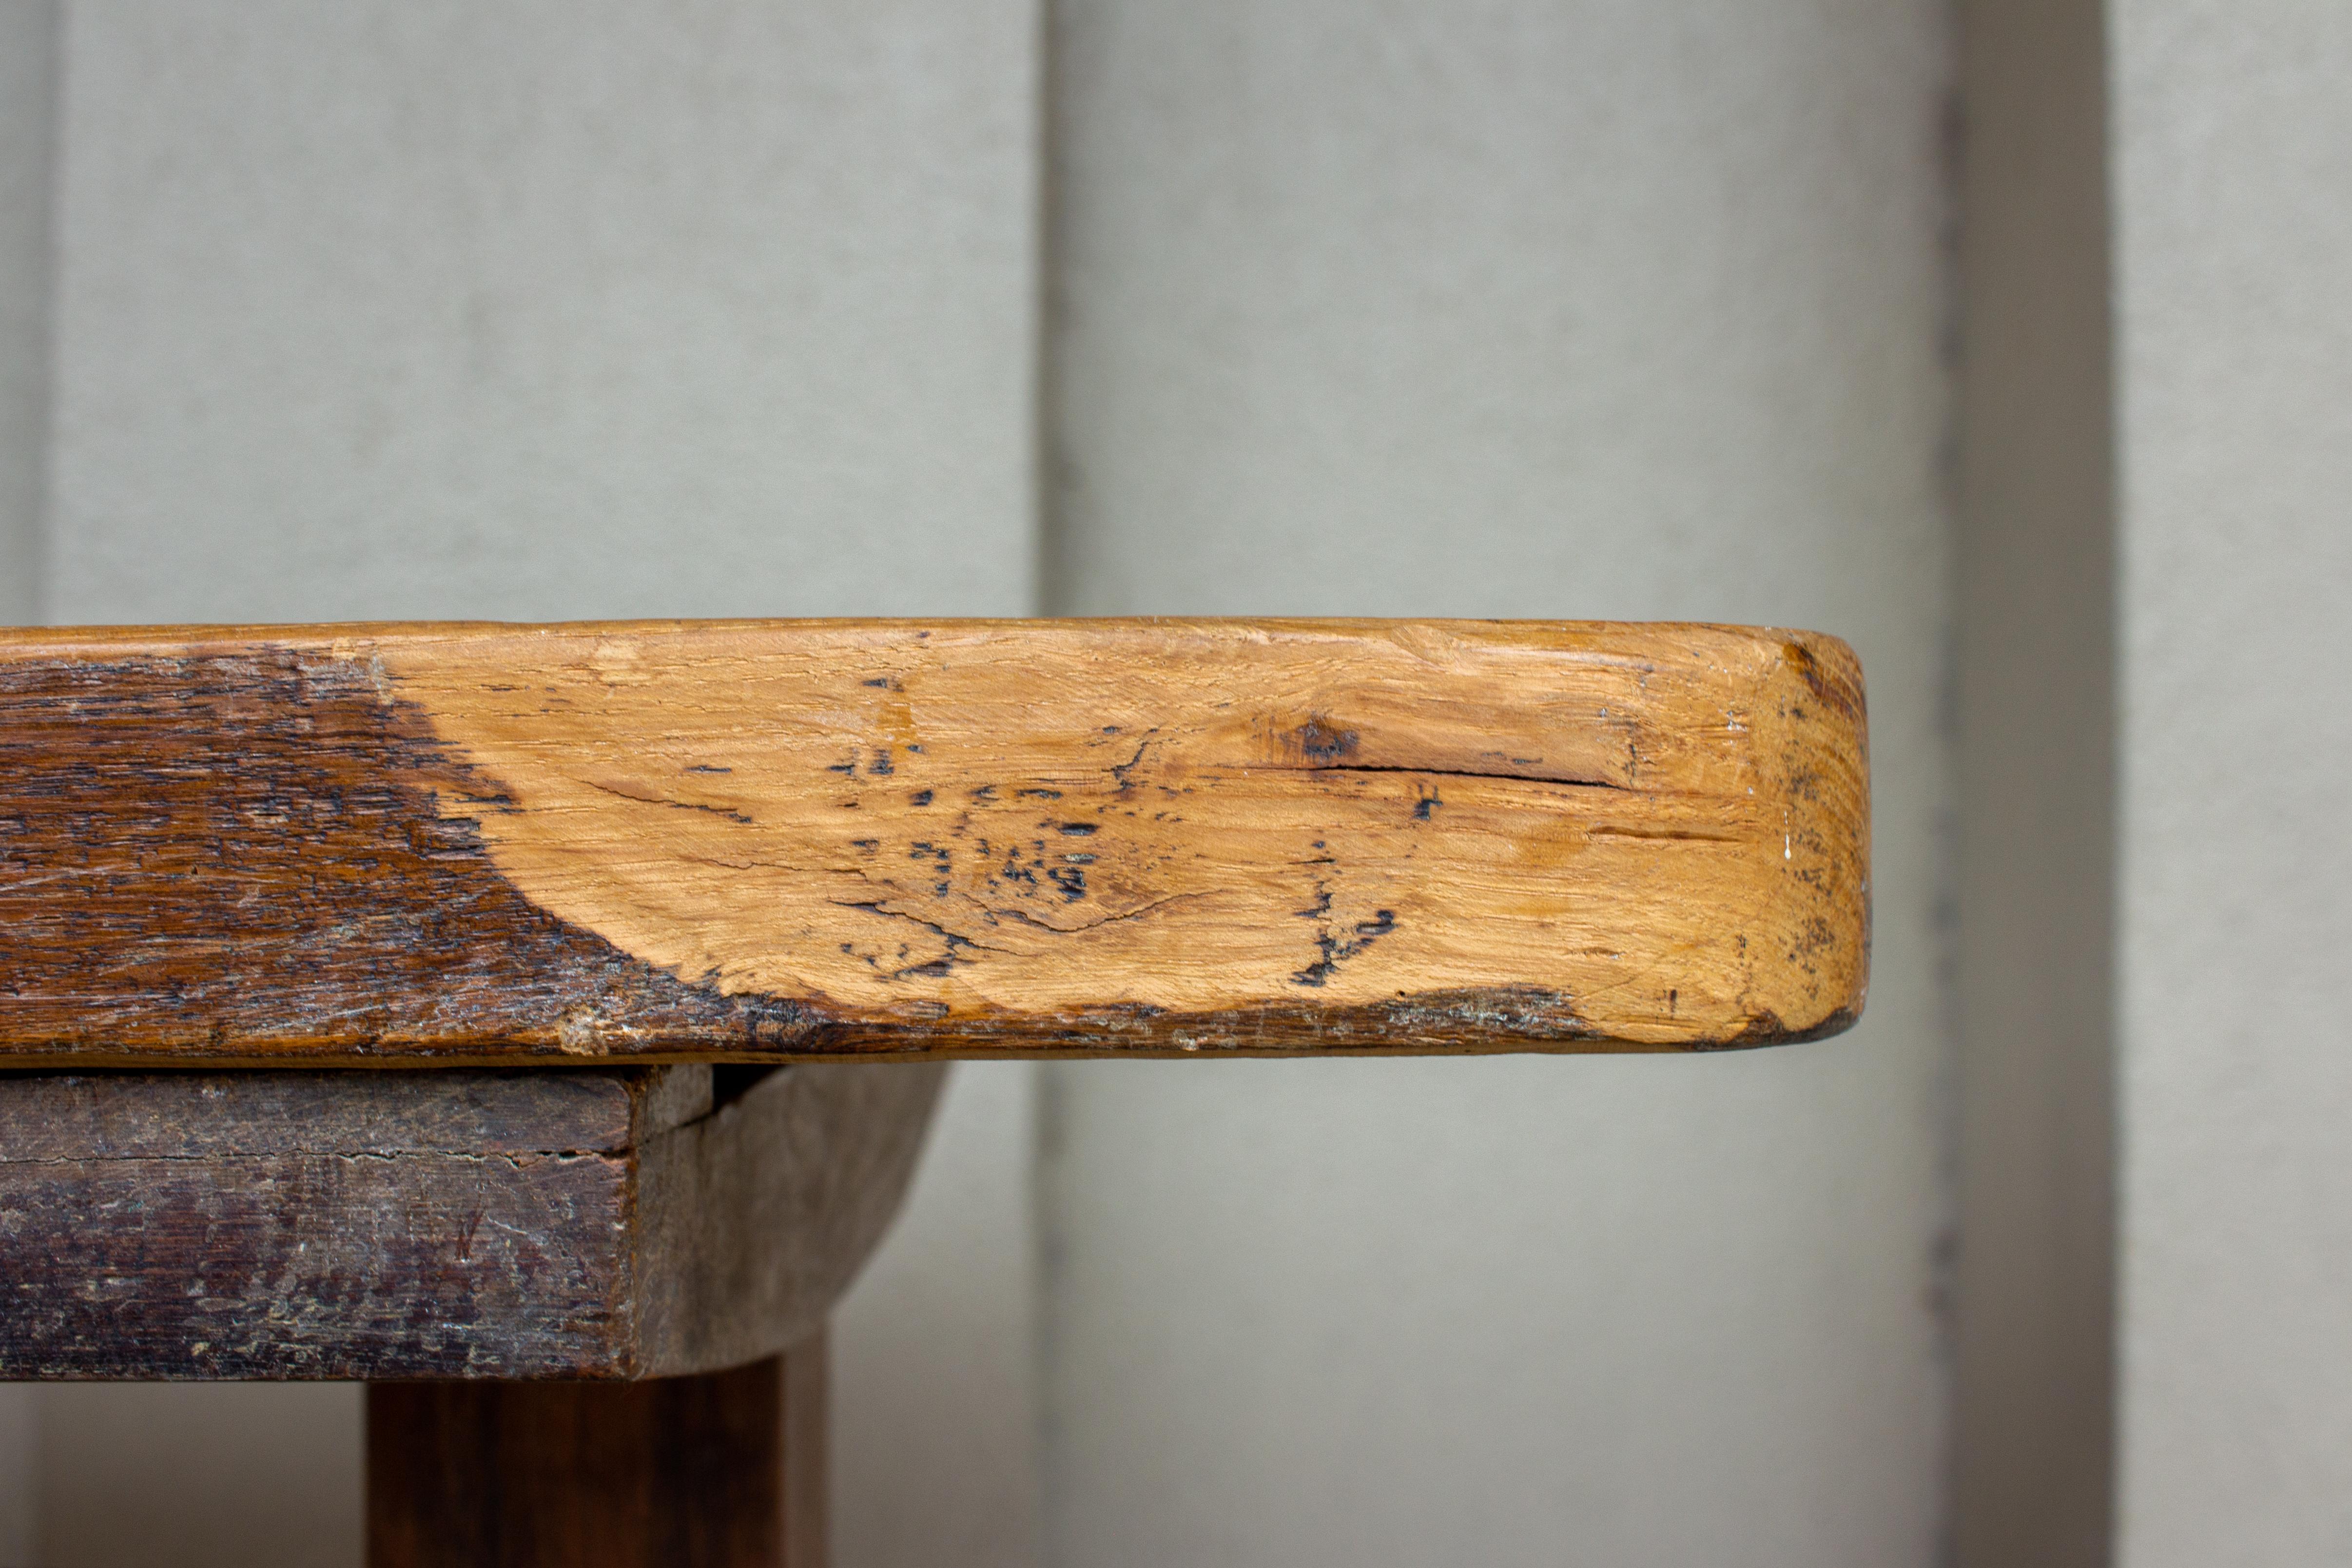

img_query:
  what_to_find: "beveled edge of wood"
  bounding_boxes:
[633,1060,948,1377]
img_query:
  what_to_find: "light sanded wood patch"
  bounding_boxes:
[0,619,1866,1062]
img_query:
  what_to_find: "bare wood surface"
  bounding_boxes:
[0,619,1868,1063]
[367,1338,826,1568]
[0,1063,942,1379]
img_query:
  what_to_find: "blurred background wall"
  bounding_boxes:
[2,3,1044,1565]
[1,3,2346,1567]
[2107,4,2352,1563]
[1040,3,1950,1564]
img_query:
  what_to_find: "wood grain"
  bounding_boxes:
[0,619,1868,1062]
[368,1341,826,1567]
[0,1062,943,1379]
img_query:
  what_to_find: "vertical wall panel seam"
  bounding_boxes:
[1950,0,2121,1561]
[1027,7,1065,1556]
[1933,9,1968,1563]
[1033,0,1074,621]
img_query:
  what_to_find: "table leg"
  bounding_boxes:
[366,1332,827,1568]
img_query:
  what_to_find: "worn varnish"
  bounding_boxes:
[0,619,1868,1062]
[0,1062,943,1379]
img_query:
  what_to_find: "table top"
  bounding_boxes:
[0,618,1868,1065]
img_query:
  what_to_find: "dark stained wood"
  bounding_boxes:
[0,648,809,1060]
[0,1062,691,1161]
[0,619,1870,1064]
[0,1063,942,1379]
[367,1338,826,1568]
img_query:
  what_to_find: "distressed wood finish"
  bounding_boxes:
[368,1343,827,1568]
[0,619,1868,1063]
[0,1062,943,1379]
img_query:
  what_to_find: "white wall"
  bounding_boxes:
[2111,4,2352,1564]
[48,0,1035,624]
[0,3,56,1552]
[26,4,1042,1564]
[34,1385,363,1568]
[835,1063,1043,1568]
[1042,4,1953,1564]
[0,0,52,625]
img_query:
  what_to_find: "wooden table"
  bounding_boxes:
[0,619,1869,1565]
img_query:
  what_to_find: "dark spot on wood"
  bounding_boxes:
[1057,822,1097,836]
[1290,909,1397,987]
[910,790,934,806]
[1108,738,1152,787]
[881,927,983,982]
[1292,717,1360,762]
[1781,638,1863,723]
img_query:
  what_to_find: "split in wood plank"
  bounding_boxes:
[0,619,1869,1063]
